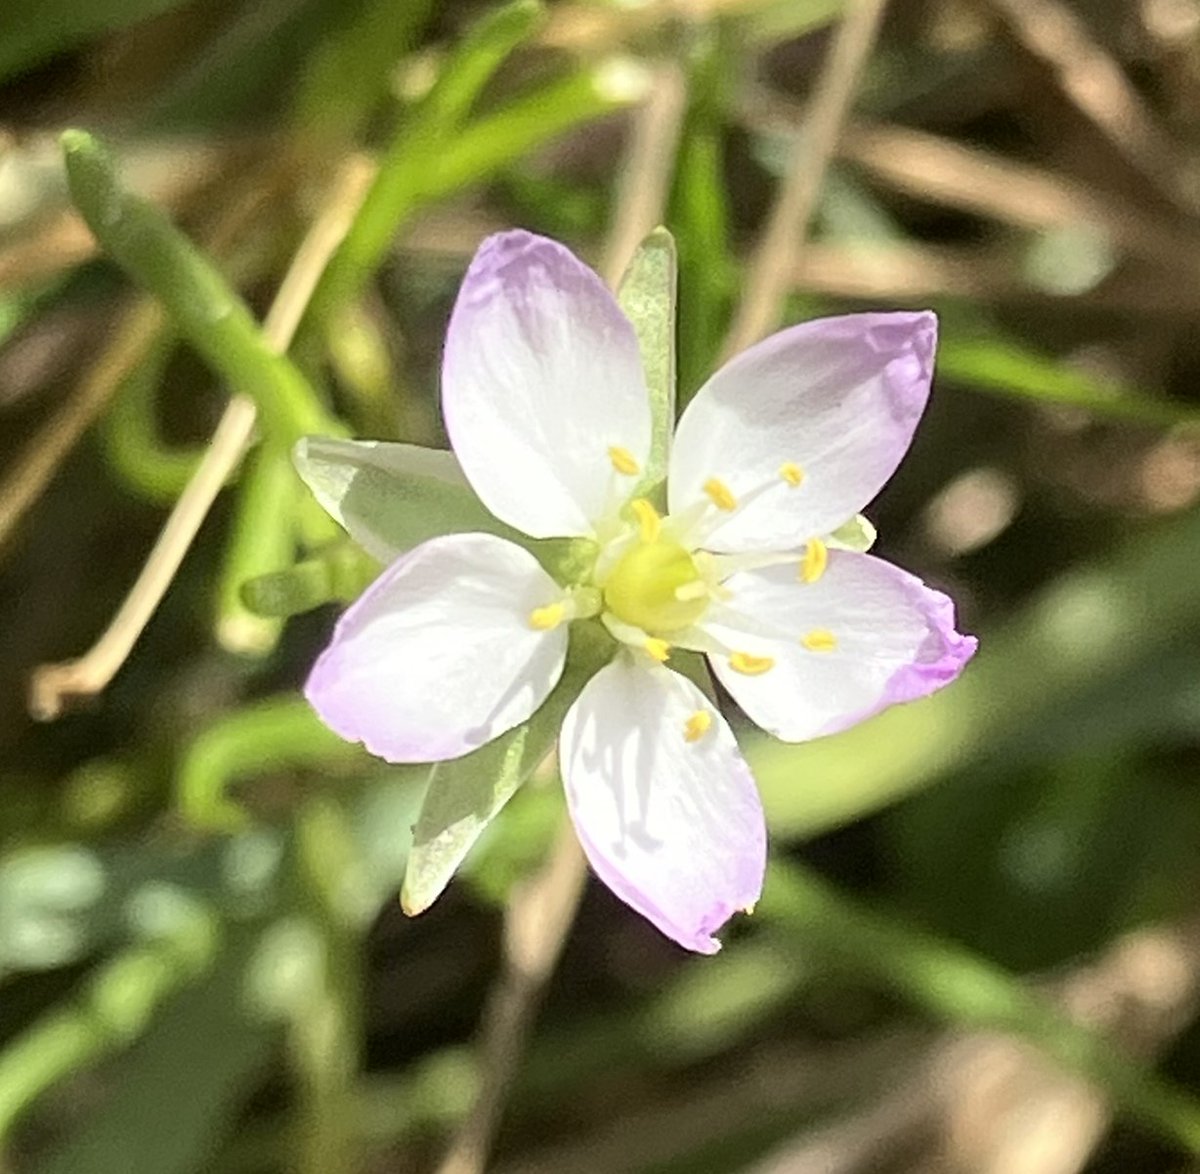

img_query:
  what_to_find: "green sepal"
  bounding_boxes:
[617,227,677,491]
[400,621,614,915]
[292,436,599,586]
[827,514,877,552]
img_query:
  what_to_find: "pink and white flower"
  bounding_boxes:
[304,230,977,953]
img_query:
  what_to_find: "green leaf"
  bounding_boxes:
[59,130,336,442]
[939,335,1200,429]
[401,623,613,915]
[617,228,677,489]
[241,544,379,618]
[412,0,544,141]
[763,860,1200,1155]
[0,0,191,81]
[292,437,518,564]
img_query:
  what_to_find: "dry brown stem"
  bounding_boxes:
[27,156,375,721]
[719,0,890,362]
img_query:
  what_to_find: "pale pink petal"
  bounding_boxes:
[306,534,568,762]
[560,656,765,953]
[704,551,976,742]
[669,312,937,552]
[442,231,652,539]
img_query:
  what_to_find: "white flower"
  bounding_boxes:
[304,231,976,953]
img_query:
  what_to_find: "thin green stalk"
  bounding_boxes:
[308,63,638,326]
[60,130,336,443]
[99,329,205,504]
[214,441,298,656]
[290,799,365,1174]
[763,861,1200,1154]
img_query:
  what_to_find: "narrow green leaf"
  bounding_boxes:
[214,443,297,657]
[293,0,436,141]
[293,437,518,564]
[940,335,1200,429]
[401,624,613,915]
[415,0,544,140]
[59,130,336,442]
[764,861,1200,1154]
[241,544,378,618]
[309,64,642,326]
[617,228,677,489]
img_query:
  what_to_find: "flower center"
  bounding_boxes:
[603,539,709,634]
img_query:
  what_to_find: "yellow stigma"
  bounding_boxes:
[644,637,671,662]
[801,628,837,652]
[608,445,640,476]
[729,651,774,675]
[629,497,661,543]
[800,538,828,584]
[528,602,566,631]
[683,710,711,742]
[604,540,708,634]
[779,462,804,487]
[703,477,738,511]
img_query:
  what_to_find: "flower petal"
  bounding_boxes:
[442,230,652,539]
[669,312,937,552]
[560,655,765,953]
[306,533,568,762]
[704,551,977,742]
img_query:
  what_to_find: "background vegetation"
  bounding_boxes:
[2,0,1200,1171]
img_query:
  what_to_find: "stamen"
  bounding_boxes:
[729,651,774,675]
[629,498,661,543]
[608,445,640,476]
[683,710,712,742]
[779,462,804,487]
[674,580,709,603]
[800,538,828,584]
[528,602,566,631]
[644,637,671,662]
[703,477,738,512]
[801,628,837,652]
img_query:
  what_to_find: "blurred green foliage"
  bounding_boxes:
[3,0,1200,1171]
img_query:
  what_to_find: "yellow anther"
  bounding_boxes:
[703,477,738,512]
[800,538,828,584]
[729,651,774,675]
[528,602,566,631]
[683,710,712,742]
[674,580,709,603]
[801,628,838,652]
[608,445,640,476]
[779,462,804,487]
[629,498,661,543]
[644,637,671,662]
[742,901,757,915]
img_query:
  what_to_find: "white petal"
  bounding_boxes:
[560,656,765,953]
[443,231,652,538]
[668,312,936,551]
[703,551,977,742]
[306,534,568,762]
